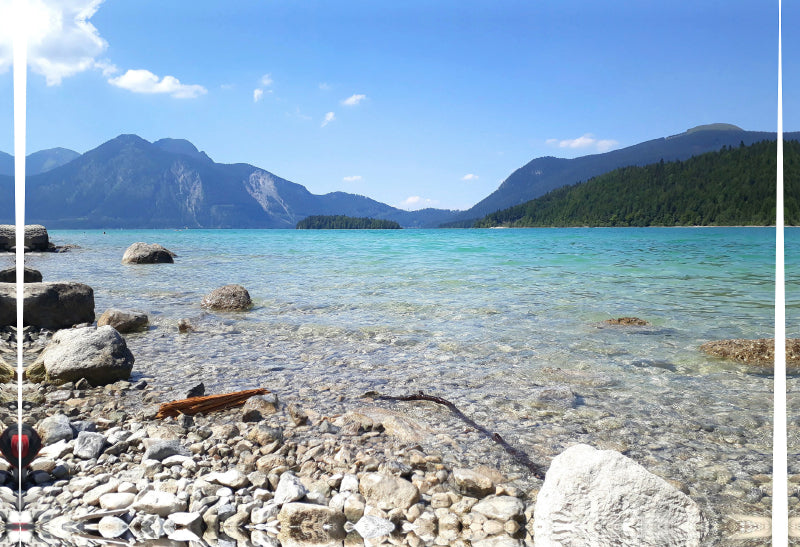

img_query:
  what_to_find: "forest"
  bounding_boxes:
[296,215,402,229]
[474,140,797,227]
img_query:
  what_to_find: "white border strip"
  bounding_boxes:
[774,0,787,543]
[12,0,26,515]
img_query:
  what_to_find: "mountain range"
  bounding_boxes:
[0,123,790,228]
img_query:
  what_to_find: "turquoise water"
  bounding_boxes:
[20,227,786,533]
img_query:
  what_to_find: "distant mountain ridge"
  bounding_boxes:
[0,134,457,228]
[0,147,80,176]
[452,124,796,224]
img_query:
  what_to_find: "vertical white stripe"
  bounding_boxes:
[12,0,26,518]
[774,0,787,543]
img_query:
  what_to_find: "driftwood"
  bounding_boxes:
[377,391,545,480]
[156,388,270,419]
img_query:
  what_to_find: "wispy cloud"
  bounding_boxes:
[462,174,479,181]
[343,175,363,182]
[253,88,264,102]
[546,134,619,153]
[319,82,331,91]
[321,112,336,127]
[400,196,440,210]
[342,94,366,106]
[108,69,207,99]
[260,73,273,87]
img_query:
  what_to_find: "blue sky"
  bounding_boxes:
[0,0,783,211]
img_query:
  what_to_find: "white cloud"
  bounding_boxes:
[108,69,207,99]
[260,73,273,87]
[321,111,335,127]
[343,175,362,182]
[0,0,110,84]
[318,82,331,91]
[546,133,619,153]
[400,196,440,210]
[253,88,263,102]
[342,94,366,106]
[462,174,479,181]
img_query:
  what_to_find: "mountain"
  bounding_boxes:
[474,139,788,227]
[4,135,457,228]
[0,147,81,177]
[452,124,796,224]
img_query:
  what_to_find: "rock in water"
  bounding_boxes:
[26,325,134,385]
[121,242,175,264]
[201,284,253,311]
[97,308,149,333]
[24,225,50,251]
[534,444,706,546]
[0,282,94,329]
[0,267,42,282]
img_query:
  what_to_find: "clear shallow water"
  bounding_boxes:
[23,227,782,539]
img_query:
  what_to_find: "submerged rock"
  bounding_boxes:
[700,338,800,369]
[97,308,148,333]
[534,444,707,545]
[201,284,252,311]
[121,242,175,264]
[604,317,650,326]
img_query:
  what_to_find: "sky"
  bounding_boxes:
[0,0,785,211]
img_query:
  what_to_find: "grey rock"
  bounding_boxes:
[24,224,50,251]
[359,472,420,511]
[534,444,707,546]
[0,267,42,283]
[121,242,175,264]
[277,503,346,544]
[143,439,189,461]
[453,467,495,497]
[0,282,94,330]
[472,496,524,522]
[273,473,307,505]
[353,514,395,539]
[27,325,134,385]
[97,308,148,333]
[38,414,73,445]
[132,490,186,517]
[97,516,128,538]
[201,284,253,311]
[99,492,136,510]
[73,431,106,460]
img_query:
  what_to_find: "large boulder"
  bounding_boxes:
[201,284,252,311]
[534,444,706,545]
[25,325,134,385]
[0,282,94,329]
[121,242,175,264]
[97,308,148,333]
[0,225,51,252]
[0,267,43,283]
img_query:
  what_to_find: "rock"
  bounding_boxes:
[453,468,495,497]
[143,439,189,461]
[178,318,194,333]
[73,431,106,459]
[97,308,148,333]
[132,490,186,517]
[38,414,74,445]
[121,242,175,264]
[0,225,12,251]
[241,393,279,421]
[274,472,307,505]
[26,325,134,385]
[0,267,42,283]
[277,503,346,544]
[0,282,94,330]
[205,469,250,490]
[471,496,524,522]
[247,424,283,446]
[701,338,800,369]
[604,317,650,326]
[185,382,204,398]
[534,444,706,545]
[359,473,420,511]
[529,384,578,409]
[0,357,15,383]
[201,284,253,311]
[353,515,395,539]
[97,516,129,538]
[99,492,136,510]
[24,225,50,251]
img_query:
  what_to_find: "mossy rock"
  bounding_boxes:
[0,358,15,383]
[24,360,47,383]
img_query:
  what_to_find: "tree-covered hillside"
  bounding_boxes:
[475,140,796,227]
[296,215,402,229]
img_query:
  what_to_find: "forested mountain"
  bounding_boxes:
[0,147,80,176]
[0,135,457,228]
[296,215,402,229]
[452,124,798,225]
[474,140,794,227]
